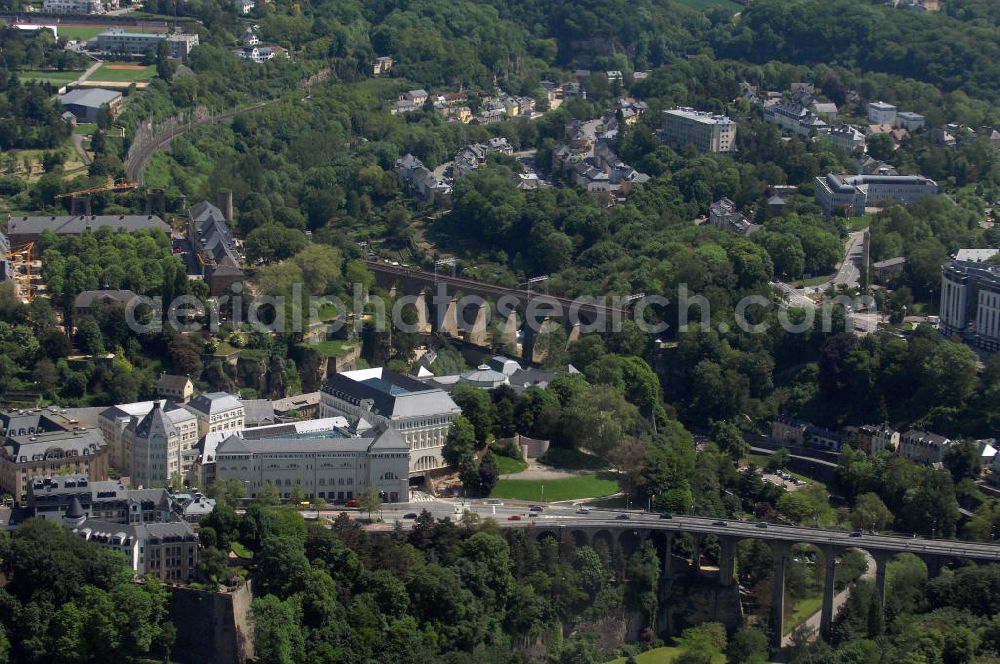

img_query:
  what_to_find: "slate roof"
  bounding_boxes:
[7,215,168,238]
[74,289,137,310]
[187,392,243,416]
[321,368,460,420]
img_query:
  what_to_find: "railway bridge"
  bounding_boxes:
[365,261,632,361]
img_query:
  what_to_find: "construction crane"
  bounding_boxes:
[54,178,137,200]
[3,242,34,303]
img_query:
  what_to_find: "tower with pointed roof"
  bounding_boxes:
[61,495,86,530]
[129,401,179,488]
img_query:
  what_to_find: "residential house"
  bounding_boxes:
[74,289,137,318]
[395,154,451,205]
[821,125,866,153]
[709,198,761,236]
[372,56,393,76]
[240,26,259,46]
[770,416,809,446]
[234,0,254,14]
[156,374,193,404]
[234,45,287,63]
[872,256,907,284]
[898,430,952,464]
[867,101,897,126]
[895,112,926,131]
[763,102,827,137]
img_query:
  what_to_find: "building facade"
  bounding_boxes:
[867,101,897,126]
[662,107,736,153]
[215,422,410,502]
[814,173,938,216]
[29,476,179,523]
[93,30,199,61]
[184,392,245,438]
[0,428,108,500]
[157,374,194,403]
[899,430,952,464]
[319,368,460,474]
[98,400,198,477]
[940,259,1000,353]
[68,514,199,582]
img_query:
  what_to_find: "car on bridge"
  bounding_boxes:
[615,514,631,520]
[529,505,544,512]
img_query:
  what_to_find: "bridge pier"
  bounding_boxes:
[498,311,519,350]
[434,297,459,338]
[690,534,702,575]
[567,320,581,345]
[718,536,737,586]
[924,555,943,580]
[662,532,675,580]
[464,302,490,346]
[414,290,430,332]
[873,550,891,610]
[820,546,837,640]
[769,541,790,650]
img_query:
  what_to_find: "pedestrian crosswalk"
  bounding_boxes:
[408,490,436,503]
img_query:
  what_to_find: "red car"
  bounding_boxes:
[507,515,521,521]
[345,499,359,508]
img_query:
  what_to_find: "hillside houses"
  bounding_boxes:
[552,132,649,202]
[395,154,451,205]
[709,198,760,236]
[453,138,514,178]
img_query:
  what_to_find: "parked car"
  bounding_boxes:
[345,499,359,508]
[403,513,418,519]
[507,515,521,521]
[529,505,544,512]
[576,507,590,514]
[528,512,539,517]
[712,520,728,527]
[615,514,631,520]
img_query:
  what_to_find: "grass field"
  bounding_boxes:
[674,0,741,11]
[786,594,823,634]
[58,26,106,41]
[93,62,156,82]
[302,339,356,358]
[491,474,618,502]
[17,69,82,85]
[607,646,725,664]
[73,124,98,136]
[537,447,606,470]
[494,455,527,475]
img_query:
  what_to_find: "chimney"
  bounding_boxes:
[70,194,91,216]
[145,188,166,217]
[217,189,233,223]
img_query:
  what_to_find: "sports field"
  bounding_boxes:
[17,69,82,85]
[92,62,157,82]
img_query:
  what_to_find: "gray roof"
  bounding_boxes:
[157,374,192,390]
[321,369,460,420]
[272,392,320,413]
[187,392,243,416]
[189,200,225,223]
[130,401,177,439]
[7,214,168,237]
[240,399,275,426]
[216,422,408,456]
[74,289,137,310]
[58,88,121,109]
[4,428,105,462]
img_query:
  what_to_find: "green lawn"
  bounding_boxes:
[92,62,156,82]
[230,542,253,560]
[316,303,340,321]
[537,447,606,470]
[786,594,823,634]
[494,455,527,475]
[608,646,725,664]
[789,274,832,288]
[491,474,618,502]
[17,69,82,85]
[301,339,356,358]
[58,26,109,41]
[73,124,98,136]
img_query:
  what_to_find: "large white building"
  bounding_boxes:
[867,101,897,126]
[98,400,198,477]
[662,107,736,153]
[320,368,461,474]
[130,402,195,488]
[93,30,199,61]
[43,0,102,13]
[814,173,938,216]
[941,258,1000,353]
[215,421,410,503]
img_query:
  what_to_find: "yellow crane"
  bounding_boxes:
[54,178,137,200]
[3,242,34,303]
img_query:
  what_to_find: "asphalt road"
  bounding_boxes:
[330,500,1000,562]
